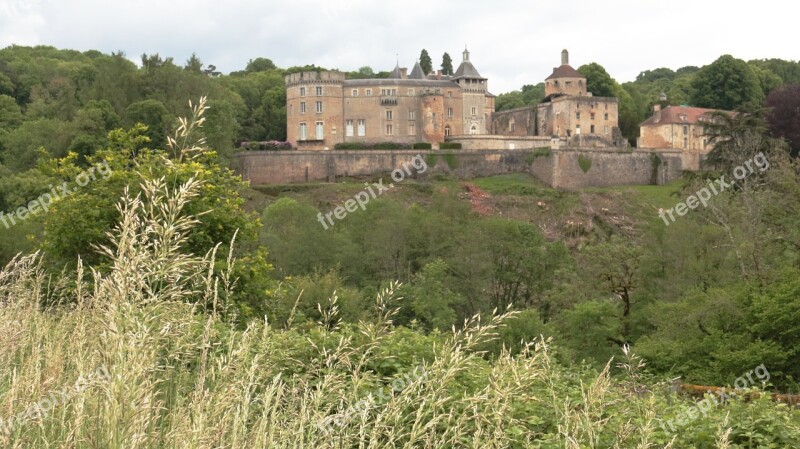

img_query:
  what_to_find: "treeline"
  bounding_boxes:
[496,55,800,149]
[0,46,291,175]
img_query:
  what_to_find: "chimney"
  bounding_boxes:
[561,49,569,66]
[400,68,408,79]
[653,104,661,123]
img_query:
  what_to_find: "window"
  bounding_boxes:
[300,87,306,97]
[565,81,572,87]
[352,89,358,97]
[346,120,354,137]
[448,91,452,98]
[408,123,415,136]
[445,125,451,136]
[408,111,415,120]
[299,123,307,140]
[316,101,323,113]
[590,125,595,134]
[386,110,393,121]
[385,124,393,135]
[470,124,478,135]
[576,112,581,119]
[604,113,609,120]
[315,86,323,96]
[590,113,595,120]
[604,126,609,134]
[315,122,324,139]
[683,125,689,135]
[381,88,397,96]
[471,106,477,116]
[300,102,306,114]
[365,89,372,96]
[358,119,366,136]
[684,137,688,148]
[447,108,453,118]
[575,125,581,135]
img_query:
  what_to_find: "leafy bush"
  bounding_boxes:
[578,154,593,173]
[412,142,432,150]
[439,142,462,150]
[240,140,294,151]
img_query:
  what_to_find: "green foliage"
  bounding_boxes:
[438,142,462,150]
[412,142,432,150]
[526,148,550,165]
[495,83,545,112]
[419,49,432,76]
[440,52,453,76]
[333,142,409,150]
[691,55,765,110]
[577,154,592,173]
[441,152,458,169]
[577,63,617,97]
[125,99,170,148]
[424,153,437,168]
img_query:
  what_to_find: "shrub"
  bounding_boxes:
[334,142,410,150]
[412,142,433,150]
[439,142,462,150]
[442,153,459,169]
[578,154,592,173]
[239,140,293,151]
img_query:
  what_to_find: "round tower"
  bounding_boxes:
[285,71,345,150]
[545,49,586,98]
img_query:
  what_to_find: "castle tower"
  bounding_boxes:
[452,47,489,135]
[544,49,586,98]
[284,71,345,150]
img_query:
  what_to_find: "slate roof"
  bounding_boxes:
[453,60,484,79]
[409,62,426,80]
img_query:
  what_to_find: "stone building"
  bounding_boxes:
[284,49,495,150]
[491,50,623,147]
[638,105,731,170]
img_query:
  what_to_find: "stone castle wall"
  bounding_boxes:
[233,148,684,190]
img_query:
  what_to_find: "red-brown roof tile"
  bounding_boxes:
[640,106,733,126]
[545,64,585,80]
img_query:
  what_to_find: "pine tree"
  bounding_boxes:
[419,49,433,75]
[441,53,453,76]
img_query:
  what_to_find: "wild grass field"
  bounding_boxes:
[1,176,799,449]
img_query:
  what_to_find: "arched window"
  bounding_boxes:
[470,124,478,135]
[444,125,451,136]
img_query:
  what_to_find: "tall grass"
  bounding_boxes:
[1,104,798,448]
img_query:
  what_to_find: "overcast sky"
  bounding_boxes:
[0,0,797,94]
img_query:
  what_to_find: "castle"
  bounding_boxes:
[285,49,624,150]
[285,48,495,150]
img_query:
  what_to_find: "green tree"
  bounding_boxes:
[184,53,204,73]
[441,53,453,76]
[400,259,464,331]
[245,57,277,73]
[419,49,432,75]
[577,63,616,97]
[0,94,23,130]
[691,55,764,110]
[125,99,170,149]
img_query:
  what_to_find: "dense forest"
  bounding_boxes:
[1,45,800,447]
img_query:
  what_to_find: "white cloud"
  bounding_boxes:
[0,0,797,94]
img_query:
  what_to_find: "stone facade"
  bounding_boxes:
[233,147,684,190]
[489,50,622,147]
[285,49,495,150]
[637,105,732,171]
